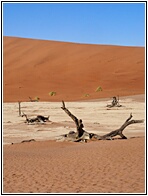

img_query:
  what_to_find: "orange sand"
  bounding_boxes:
[3,37,145,194]
[3,138,145,193]
[3,36,145,102]
[3,95,145,193]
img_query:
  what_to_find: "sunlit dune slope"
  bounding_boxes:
[3,36,145,102]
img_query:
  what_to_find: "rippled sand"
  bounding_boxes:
[3,138,145,193]
[3,95,145,193]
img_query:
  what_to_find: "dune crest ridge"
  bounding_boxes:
[3,36,145,102]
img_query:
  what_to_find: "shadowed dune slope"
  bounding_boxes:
[3,36,145,102]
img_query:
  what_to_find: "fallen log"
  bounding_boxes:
[21,139,36,143]
[60,101,144,142]
[22,113,50,124]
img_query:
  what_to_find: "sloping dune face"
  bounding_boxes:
[3,36,145,102]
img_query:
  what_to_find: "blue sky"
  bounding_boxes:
[3,2,145,46]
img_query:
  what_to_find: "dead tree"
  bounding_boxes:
[18,101,22,116]
[61,101,85,139]
[93,113,144,140]
[29,97,39,102]
[59,101,144,142]
[21,139,36,143]
[22,113,39,124]
[37,115,50,122]
[107,96,122,108]
[22,113,50,124]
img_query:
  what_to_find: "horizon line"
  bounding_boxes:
[3,35,145,48]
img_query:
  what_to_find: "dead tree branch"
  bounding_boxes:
[94,113,144,140]
[59,101,144,142]
[22,113,50,124]
[29,96,39,102]
[61,100,84,138]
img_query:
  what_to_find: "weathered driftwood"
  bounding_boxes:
[59,101,144,142]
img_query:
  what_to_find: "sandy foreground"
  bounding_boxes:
[3,95,145,193]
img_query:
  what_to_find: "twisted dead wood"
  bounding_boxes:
[107,96,122,108]
[61,100,84,138]
[60,101,144,142]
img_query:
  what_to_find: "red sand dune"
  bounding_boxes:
[3,36,145,102]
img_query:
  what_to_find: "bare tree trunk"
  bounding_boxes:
[18,101,21,116]
[60,101,144,142]
[61,101,85,138]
